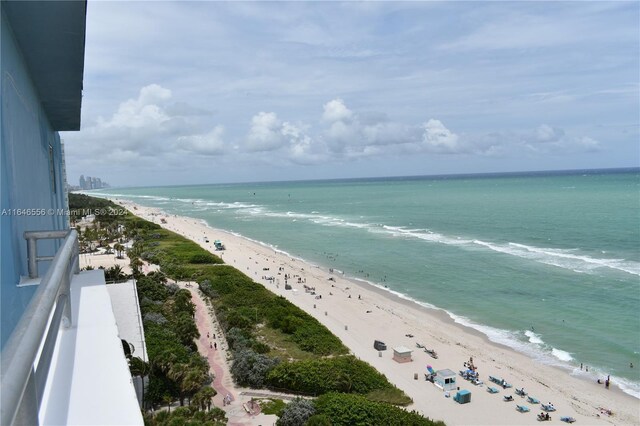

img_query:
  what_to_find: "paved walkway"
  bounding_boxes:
[179,282,276,426]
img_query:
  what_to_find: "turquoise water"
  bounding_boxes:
[93,169,640,397]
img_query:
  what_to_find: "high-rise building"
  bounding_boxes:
[1,2,142,424]
[79,174,86,189]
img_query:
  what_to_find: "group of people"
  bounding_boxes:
[463,356,476,371]
[207,332,217,350]
[538,412,551,421]
[596,374,611,388]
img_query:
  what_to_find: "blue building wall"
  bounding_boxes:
[1,9,69,348]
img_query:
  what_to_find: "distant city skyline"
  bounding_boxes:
[77,174,110,191]
[62,1,639,187]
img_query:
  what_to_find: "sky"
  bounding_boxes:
[61,1,640,187]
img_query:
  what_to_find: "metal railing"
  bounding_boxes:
[1,229,80,425]
[25,230,71,279]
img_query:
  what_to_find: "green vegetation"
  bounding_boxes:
[267,356,409,404]
[137,272,214,410]
[143,406,226,426]
[127,205,414,406]
[72,195,441,425]
[312,393,445,426]
[277,398,316,426]
[198,274,347,357]
[259,398,287,416]
[69,193,124,227]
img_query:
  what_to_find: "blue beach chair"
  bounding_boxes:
[527,396,540,404]
[516,405,530,413]
[487,387,499,394]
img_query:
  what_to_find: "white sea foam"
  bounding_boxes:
[551,348,574,362]
[614,376,640,399]
[95,191,640,278]
[525,330,544,344]
[188,195,640,277]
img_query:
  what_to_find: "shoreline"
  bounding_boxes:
[198,220,638,399]
[113,198,638,425]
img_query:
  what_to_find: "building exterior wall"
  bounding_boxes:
[1,9,69,348]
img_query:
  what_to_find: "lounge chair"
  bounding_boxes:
[471,378,484,386]
[503,395,514,402]
[516,405,530,413]
[560,416,576,423]
[527,396,540,404]
[489,375,501,384]
[487,387,499,394]
[515,388,527,397]
[542,403,556,412]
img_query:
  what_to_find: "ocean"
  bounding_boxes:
[93,168,640,398]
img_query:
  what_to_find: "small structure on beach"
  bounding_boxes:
[453,389,471,404]
[392,346,413,363]
[434,368,457,391]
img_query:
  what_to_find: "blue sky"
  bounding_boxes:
[62,1,639,187]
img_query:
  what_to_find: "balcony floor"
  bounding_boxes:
[38,269,143,425]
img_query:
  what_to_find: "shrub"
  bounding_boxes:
[313,393,442,426]
[144,312,168,325]
[189,253,218,264]
[267,356,395,396]
[305,414,332,426]
[259,399,287,416]
[277,398,315,426]
[230,348,280,388]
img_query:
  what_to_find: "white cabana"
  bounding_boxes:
[392,346,413,363]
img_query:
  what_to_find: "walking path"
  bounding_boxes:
[178,281,277,426]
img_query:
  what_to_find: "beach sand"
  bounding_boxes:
[116,200,639,426]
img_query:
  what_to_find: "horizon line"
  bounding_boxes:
[79,166,640,191]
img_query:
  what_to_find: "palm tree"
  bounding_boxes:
[114,242,125,259]
[182,370,205,406]
[130,257,143,278]
[200,386,216,411]
[167,362,188,406]
[105,265,126,282]
[129,357,149,409]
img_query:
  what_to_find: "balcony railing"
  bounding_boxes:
[1,229,79,425]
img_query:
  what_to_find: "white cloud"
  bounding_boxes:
[283,122,328,165]
[177,126,226,156]
[245,112,287,152]
[103,84,172,129]
[421,119,461,153]
[522,125,600,154]
[322,99,353,122]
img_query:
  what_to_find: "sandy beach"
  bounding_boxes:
[115,199,639,426]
